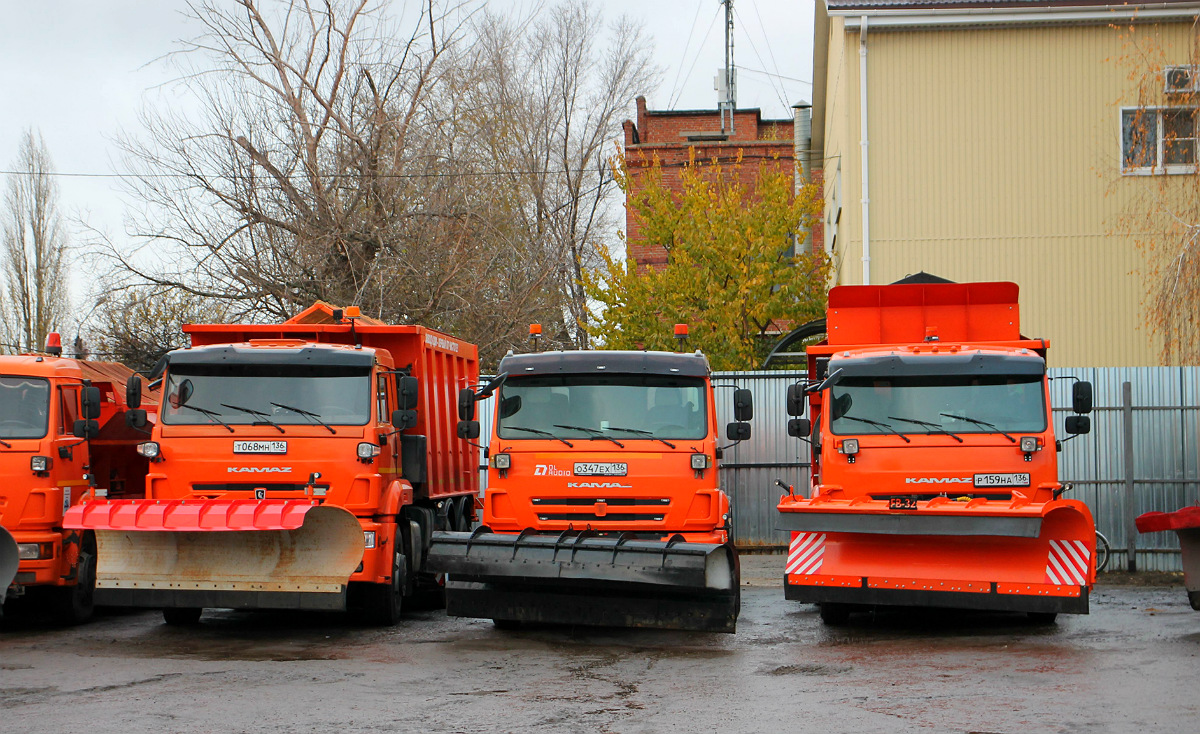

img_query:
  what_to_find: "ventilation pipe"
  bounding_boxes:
[859,15,871,285]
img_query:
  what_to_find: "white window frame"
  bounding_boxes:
[1120,105,1198,176]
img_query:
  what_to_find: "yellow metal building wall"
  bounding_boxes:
[820,20,1197,367]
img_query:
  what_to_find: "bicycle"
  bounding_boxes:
[1095,530,1111,573]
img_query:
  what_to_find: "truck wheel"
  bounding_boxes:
[163,607,203,625]
[363,548,405,626]
[492,619,522,631]
[1027,612,1058,625]
[54,548,96,625]
[819,603,851,625]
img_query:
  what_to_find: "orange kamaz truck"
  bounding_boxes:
[65,303,478,625]
[1,334,154,623]
[779,280,1096,624]
[427,344,752,632]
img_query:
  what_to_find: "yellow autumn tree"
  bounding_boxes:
[585,151,829,370]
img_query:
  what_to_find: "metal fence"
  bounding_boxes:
[475,368,1200,569]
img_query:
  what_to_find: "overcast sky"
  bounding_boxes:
[0,0,814,307]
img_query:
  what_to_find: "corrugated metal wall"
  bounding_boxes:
[471,368,1199,569]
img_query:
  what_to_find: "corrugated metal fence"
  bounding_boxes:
[477,368,1200,570]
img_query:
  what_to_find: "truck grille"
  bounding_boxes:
[531,497,669,523]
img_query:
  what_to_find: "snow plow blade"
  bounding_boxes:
[427,529,740,632]
[1137,506,1200,611]
[0,526,17,607]
[778,497,1095,615]
[64,499,364,611]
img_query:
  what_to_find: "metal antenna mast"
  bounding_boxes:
[720,0,736,134]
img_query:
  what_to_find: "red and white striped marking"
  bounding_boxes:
[1044,539,1090,586]
[786,532,826,576]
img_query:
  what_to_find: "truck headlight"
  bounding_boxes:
[1019,436,1039,453]
[357,442,381,460]
[30,456,51,472]
[492,453,511,470]
[363,531,376,549]
[17,543,51,560]
[136,442,160,458]
[690,453,711,470]
[840,439,859,455]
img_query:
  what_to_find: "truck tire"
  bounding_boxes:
[362,547,406,626]
[492,619,522,631]
[54,538,96,625]
[163,607,203,625]
[1027,612,1058,624]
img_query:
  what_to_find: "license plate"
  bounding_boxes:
[234,440,287,454]
[889,497,918,510]
[973,473,1030,487]
[574,462,628,476]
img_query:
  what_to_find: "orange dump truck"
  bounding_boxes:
[1,335,154,623]
[427,347,752,632]
[779,281,1096,624]
[1136,507,1200,611]
[65,303,478,625]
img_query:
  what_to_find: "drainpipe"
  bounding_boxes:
[859,15,871,285]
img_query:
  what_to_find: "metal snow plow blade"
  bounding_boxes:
[427,529,740,632]
[64,499,365,611]
[1137,506,1200,611]
[777,496,1096,614]
[0,527,17,606]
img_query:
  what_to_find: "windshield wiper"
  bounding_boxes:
[553,424,625,447]
[179,403,235,433]
[888,415,963,443]
[0,438,11,448]
[220,403,285,434]
[602,425,676,449]
[838,415,911,442]
[270,402,337,434]
[940,413,1016,442]
[504,425,573,447]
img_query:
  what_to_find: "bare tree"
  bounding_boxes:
[1,129,69,354]
[449,2,658,349]
[1112,15,1200,362]
[89,286,232,374]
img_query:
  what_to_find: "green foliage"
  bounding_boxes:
[584,151,830,370]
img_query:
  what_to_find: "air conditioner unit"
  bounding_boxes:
[1164,65,1198,94]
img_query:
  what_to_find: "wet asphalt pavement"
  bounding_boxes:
[1,556,1197,734]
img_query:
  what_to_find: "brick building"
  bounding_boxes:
[621,96,812,271]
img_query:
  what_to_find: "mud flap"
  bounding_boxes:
[427,529,740,632]
[71,502,365,611]
[0,526,17,606]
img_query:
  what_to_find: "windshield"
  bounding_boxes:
[829,374,1047,436]
[496,375,708,440]
[162,364,372,426]
[0,376,50,439]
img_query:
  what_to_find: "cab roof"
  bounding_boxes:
[498,350,710,378]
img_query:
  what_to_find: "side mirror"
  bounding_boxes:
[458,388,477,422]
[82,386,102,420]
[457,420,480,440]
[733,388,753,422]
[787,418,811,439]
[786,384,805,417]
[726,421,751,441]
[392,409,417,431]
[397,376,419,410]
[125,409,147,429]
[1072,381,1093,414]
[1065,415,1091,435]
[73,419,99,439]
[126,374,142,410]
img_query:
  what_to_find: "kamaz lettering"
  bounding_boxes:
[227,467,292,474]
[904,477,972,484]
[566,482,632,489]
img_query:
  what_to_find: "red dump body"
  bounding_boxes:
[1,354,155,620]
[779,281,1096,621]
